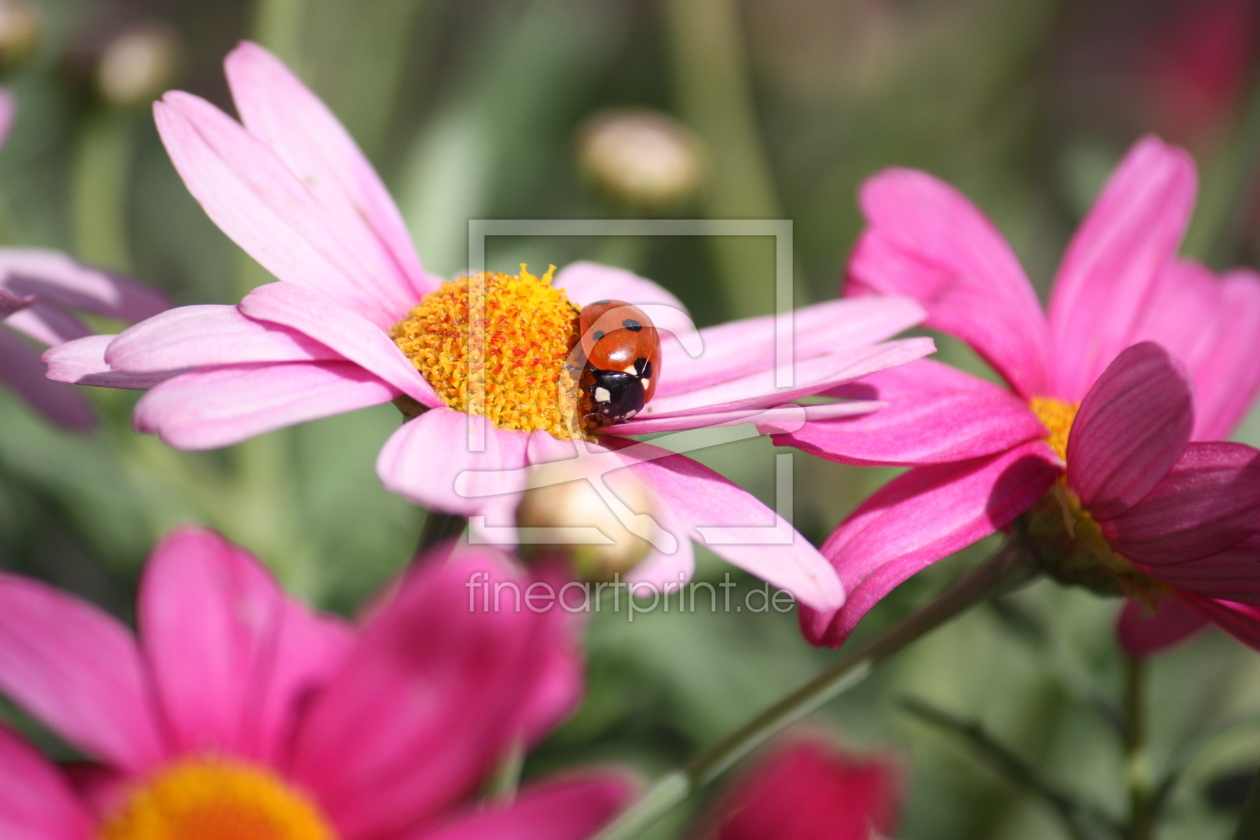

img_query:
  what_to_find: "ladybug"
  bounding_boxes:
[574,299,661,424]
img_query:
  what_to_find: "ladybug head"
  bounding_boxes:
[587,369,646,423]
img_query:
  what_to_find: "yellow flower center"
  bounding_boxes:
[391,265,594,439]
[99,758,336,840]
[1029,397,1079,463]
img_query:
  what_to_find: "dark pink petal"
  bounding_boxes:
[802,442,1060,647]
[657,295,925,399]
[774,359,1045,466]
[377,408,532,515]
[602,400,884,437]
[138,526,353,763]
[1047,137,1196,401]
[0,725,94,840]
[598,437,845,611]
[105,305,340,372]
[240,282,439,406]
[848,169,1049,398]
[225,42,434,303]
[1067,342,1193,520]
[154,94,405,327]
[1135,536,1260,604]
[1116,598,1209,659]
[0,249,167,323]
[290,550,582,837]
[0,575,165,772]
[703,737,901,840]
[133,360,398,450]
[0,330,95,431]
[42,335,175,390]
[1173,593,1260,653]
[405,772,635,840]
[1102,442,1260,564]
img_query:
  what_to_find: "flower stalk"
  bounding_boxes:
[1125,657,1154,840]
[593,539,1041,840]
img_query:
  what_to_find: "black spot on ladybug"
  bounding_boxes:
[592,330,606,341]
[623,319,643,332]
[593,299,612,305]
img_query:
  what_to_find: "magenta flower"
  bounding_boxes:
[775,137,1260,649]
[0,91,167,431]
[698,735,901,840]
[44,42,934,611]
[0,525,631,839]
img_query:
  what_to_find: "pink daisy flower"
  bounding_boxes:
[0,90,167,431]
[774,137,1260,649]
[44,42,934,611]
[0,525,632,840]
[698,735,901,840]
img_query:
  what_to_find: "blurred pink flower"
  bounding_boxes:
[698,736,901,840]
[0,90,167,431]
[0,525,631,839]
[44,42,934,611]
[776,137,1260,651]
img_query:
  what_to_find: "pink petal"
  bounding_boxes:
[0,249,167,323]
[0,725,94,840]
[42,335,174,390]
[240,282,439,405]
[1047,137,1197,401]
[601,400,885,437]
[1193,269,1260,441]
[1067,342,1193,520]
[377,408,532,515]
[106,304,339,372]
[133,361,398,450]
[848,169,1049,398]
[1135,536,1260,604]
[0,88,13,148]
[0,331,95,431]
[6,304,93,346]
[556,261,695,346]
[0,288,34,318]
[224,42,433,303]
[601,438,846,611]
[154,93,411,327]
[1102,441,1260,564]
[138,526,353,762]
[802,441,1060,647]
[290,551,581,838]
[406,772,635,840]
[658,296,925,399]
[0,574,166,772]
[1116,598,1209,659]
[643,337,934,418]
[774,358,1046,466]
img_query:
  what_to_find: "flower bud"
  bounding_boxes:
[515,467,657,582]
[577,108,706,212]
[0,0,40,74]
[95,22,181,108]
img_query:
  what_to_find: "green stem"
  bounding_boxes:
[592,540,1041,840]
[1125,657,1154,840]
[414,511,467,559]
[1232,765,1260,840]
[72,109,135,270]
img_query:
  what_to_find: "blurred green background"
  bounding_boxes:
[4,0,1260,838]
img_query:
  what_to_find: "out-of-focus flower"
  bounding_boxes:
[94,21,182,108]
[45,42,936,611]
[0,525,632,839]
[697,736,901,840]
[776,137,1260,651]
[577,108,706,211]
[0,0,39,74]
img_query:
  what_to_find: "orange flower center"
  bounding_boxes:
[99,758,336,840]
[1029,397,1079,463]
[390,265,594,439]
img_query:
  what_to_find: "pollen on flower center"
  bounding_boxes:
[98,757,336,840]
[391,265,594,439]
[1030,397,1079,462]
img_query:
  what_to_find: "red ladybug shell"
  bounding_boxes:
[578,300,661,417]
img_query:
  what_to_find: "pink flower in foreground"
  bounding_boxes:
[698,736,901,840]
[775,137,1260,650]
[0,526,631,839]
[0,91,167,431]
[44,42,934,611]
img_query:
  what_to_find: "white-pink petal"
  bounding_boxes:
[42,335,174,390]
